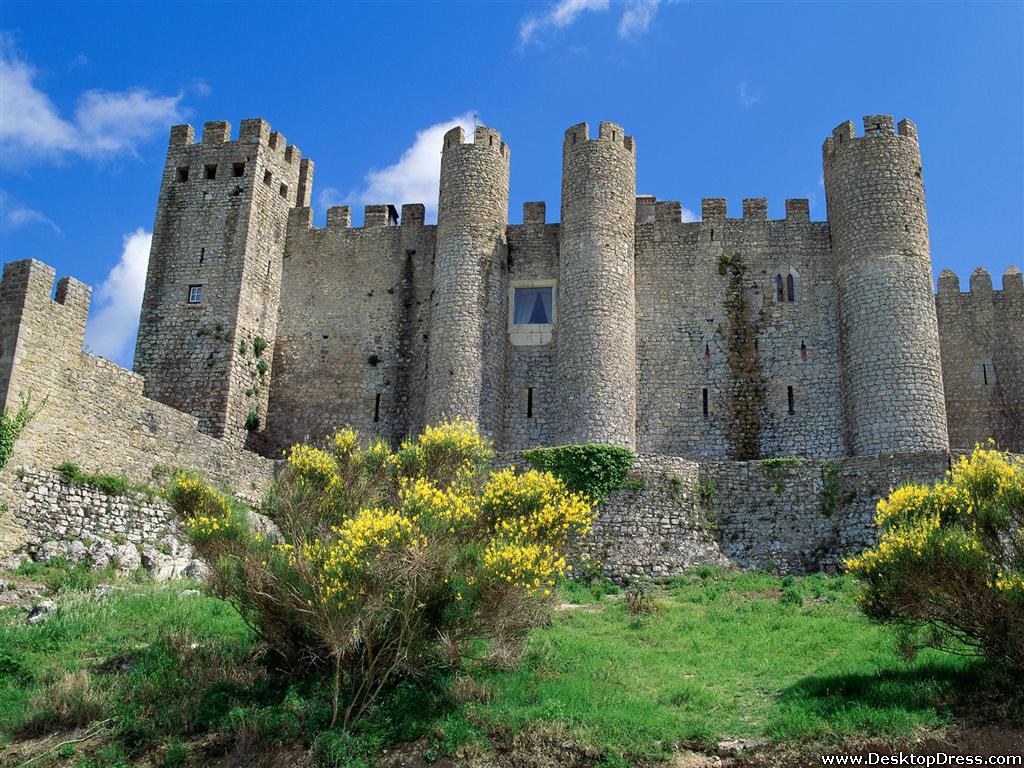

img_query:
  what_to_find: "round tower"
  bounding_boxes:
[424,125,510,434]
[823,115,948,455]
[557,121,637,447]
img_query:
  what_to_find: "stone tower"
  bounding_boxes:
[823,115,948,455]
[134,119,313,446]
[557,122,637,447]
[425,125,510,434]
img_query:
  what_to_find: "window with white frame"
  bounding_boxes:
[508,280,556,346]
[188,285,203,304]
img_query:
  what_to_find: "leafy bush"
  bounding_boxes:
[845,443,1024,669]
[169,419,596,727]
[0,391,43,471]
[521,444,635,501]
[245,410,260,432]
[55,461,159,498]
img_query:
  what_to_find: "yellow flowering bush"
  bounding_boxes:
[845,443,1024,669]
[168,419,597,726]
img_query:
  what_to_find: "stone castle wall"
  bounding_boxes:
[937,267,1024,453]
[0,260,276,525]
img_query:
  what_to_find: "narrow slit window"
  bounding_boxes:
[204,164,217,180]
[775,274,785,303]
[703,343,710,364]
[982,363,989,386]
[702,388,709,417]
[800,341,807,362]
[373,393,381,423]
[199,248,205,265]
[175,166,189,182]
[527,387,534,419]
[263,170,272,187]
[786,274,796,302]
[188,285,202,304]
[233,162,246,177]
[710,228,715,242]
[787,386,795,414]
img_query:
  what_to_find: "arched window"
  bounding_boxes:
[775,274,785,303]
[786,274,795,302]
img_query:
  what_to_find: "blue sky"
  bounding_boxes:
[1,0,1021,366]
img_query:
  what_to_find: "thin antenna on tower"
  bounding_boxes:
[471,112,478,141]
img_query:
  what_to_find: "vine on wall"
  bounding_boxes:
[721,254,767,460]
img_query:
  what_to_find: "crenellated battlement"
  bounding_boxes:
[693,197,819,223]
[167,117,305,169]
[936,266,1024,297]
[562,121,635,153]
[822,114,919,156]
[442,125,510,161]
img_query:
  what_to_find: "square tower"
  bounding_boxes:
[133,119,313,446]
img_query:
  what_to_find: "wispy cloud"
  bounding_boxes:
[681,206,698,223]
[738,81,761,107]
[519,0,610,47]
[0,35,187,165]
[0,190,60,233]
[619,0,662,38]
[318,186,345,212]
[84,228,151,365]
[345,112,477,223]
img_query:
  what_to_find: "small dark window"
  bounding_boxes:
[233,162,245,177]
[279,183,288,199]
[775,274,785,303]
[266,260,271,278]
[175,166,189,182]
[612,130,616,141]
[204,164,217,180]
[703,343,710,364]
[263,170,272,187]
[527,387,534,419]
[373,393,381,423]
[710,228,715,242]
[199,248,205,265]
[982,363,989,386]
[787,386,795,414]
[786,274,795,302]
[800,341,807,362]
[572,132,577,144]
[702,388,709,417]
[188,285,202,304]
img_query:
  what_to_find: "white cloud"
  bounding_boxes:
[318,186,345,212]
[619,0,661,38]
[191,79,212,98]
[84,228,151,365]
[681,206,697,223]
[739,81,761,107]
[0,190,60,233]
[519,0,610,46]
[347,112,477,223]
[0,36,186,164]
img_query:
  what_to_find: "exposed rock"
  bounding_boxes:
[92,583,122,599]
[26,598,57,625]
[0,552,30,571]
[141,545,191,581]
[113,542,142,576]
[36,539,90,565]
[87,536,118,571]
[715,738,767,756]
[247,510,282,542]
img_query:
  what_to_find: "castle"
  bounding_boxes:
[1,114,1021,576]
[133,114,1022,458]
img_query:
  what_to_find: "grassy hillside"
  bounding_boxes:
[1,564,1019,767]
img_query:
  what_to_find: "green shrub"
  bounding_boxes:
[245,410,260,432]
[522,444,635,501]
[252,336,269,358]
[0,391,43,471]
[56,462,132,496]
[846,443,1024,670]
[169,419,597,727]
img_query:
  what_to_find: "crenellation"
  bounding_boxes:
[702,198,727,221]
[2,112,1021,575]
[3,113,1019,506]
[326,205,351,228]
[785,198,810,222]
[202,120,231,144]
[742,197,768,221]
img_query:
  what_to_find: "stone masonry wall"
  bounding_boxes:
[0,260,276,516]
[634,199,844,460]
[937,266,1024,453]
[264,205,436,453]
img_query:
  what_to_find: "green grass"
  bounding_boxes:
[0,565,1017,766]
